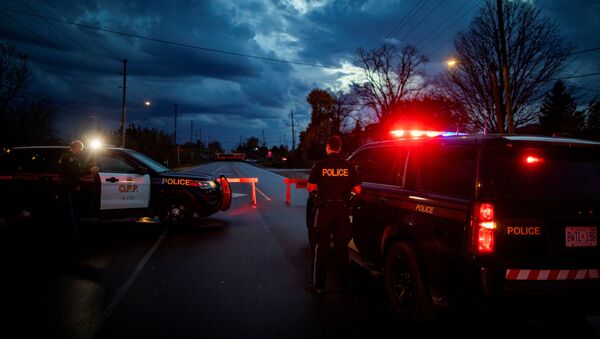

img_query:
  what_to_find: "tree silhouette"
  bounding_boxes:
[352,44,427,122]
[585,100,600,140]
[539,80,584,136]
[0,44,57,147]
[438,0,571,132]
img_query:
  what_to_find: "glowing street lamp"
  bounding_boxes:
[144,101,151,107]
[446,58,458,68]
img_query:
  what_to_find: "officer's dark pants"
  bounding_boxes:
[311,203,352,289]
[60,190,79,230]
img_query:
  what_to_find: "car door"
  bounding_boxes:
[350,146,405,264]
[96,152,151,212]
[0,148,60,220]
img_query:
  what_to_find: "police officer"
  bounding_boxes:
[305,135,361,294]
[57,140,97,230]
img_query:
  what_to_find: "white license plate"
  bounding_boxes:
[565,226,597,247]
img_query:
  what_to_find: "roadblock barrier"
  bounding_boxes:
[283,178,308,205]
[227,177,259,206]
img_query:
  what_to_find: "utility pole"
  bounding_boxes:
[262,129,266,147]
[173,104,178,144]
[190,120,193,143]
[497,0,514,133]
[174,104,179,167]
[120,58,127,147]
[288,110,298,151]
[490,63,503,132]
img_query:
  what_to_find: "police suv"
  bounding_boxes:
[0,146,231,226]
[308,133,599,321]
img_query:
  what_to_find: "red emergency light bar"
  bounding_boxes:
[390,129,463,138]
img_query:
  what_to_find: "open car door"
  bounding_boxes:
[219,175,232,211]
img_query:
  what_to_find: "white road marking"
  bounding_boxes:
[232,193,247,198]
[87,229,168,339]
[256,186,272,201]
[211,165,226,175]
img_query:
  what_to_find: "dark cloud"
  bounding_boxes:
[1,0,598,150]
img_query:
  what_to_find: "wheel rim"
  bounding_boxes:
[391,254,415,308]
[163,202,187,223]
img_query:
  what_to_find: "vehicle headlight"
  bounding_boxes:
[196,180,217,189]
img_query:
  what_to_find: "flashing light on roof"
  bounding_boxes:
[390,129,465,139]
[390,130,406,138]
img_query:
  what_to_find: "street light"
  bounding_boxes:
[446,58,458,68]
[144,101,151,107]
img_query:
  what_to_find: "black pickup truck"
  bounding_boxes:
[307,134,599,321]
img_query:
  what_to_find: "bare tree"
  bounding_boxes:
[330,90,357,134]
[0,44,58,147]
[0,43,31,114]
[352,44,427,122]
[439,0,571,132]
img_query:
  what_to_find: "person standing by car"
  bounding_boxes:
[305,135,362,294]
[57,140,97,230]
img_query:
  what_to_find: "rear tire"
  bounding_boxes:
[384,242,439,322]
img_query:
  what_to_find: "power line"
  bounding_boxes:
[398,0,445,44]
[0,6,335,69]
[381,0,429,43]
[0,7,149,111]
[15,0,142,105]
[566,47,600,57]
[417,0,477,52]
[553,72,600,81]
[41,0,156,98]
[11,1,152,106]
[423,2,481,58]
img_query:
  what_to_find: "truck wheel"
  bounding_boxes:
[384,242,438,322]
[159,197,193,227]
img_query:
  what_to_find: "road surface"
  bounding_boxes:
[1,161,598,338]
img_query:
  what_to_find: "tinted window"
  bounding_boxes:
[126,150,170,173]
[484,142,600,200]
[98,155,137,173]
[0,149,62,173]
[405,143,476,198]
[350,146,406,185]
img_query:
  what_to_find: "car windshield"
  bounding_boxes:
[125,149,170,173]
[484,141,600,201]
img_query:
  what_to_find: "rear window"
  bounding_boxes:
[350,146,407,185]
[0,149,63,173]
[405,142,477,198]
[483,142,600,201]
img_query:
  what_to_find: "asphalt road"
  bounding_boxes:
[1,161,599,338]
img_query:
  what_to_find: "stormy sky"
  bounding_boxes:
[0,0,599,151]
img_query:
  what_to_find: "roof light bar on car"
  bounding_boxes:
[390,129,465,138]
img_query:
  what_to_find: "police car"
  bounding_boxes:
[0,146,231,227]
[307,131,600,321]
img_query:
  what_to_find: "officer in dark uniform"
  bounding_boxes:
[305,135,361,294]
[57,140,97,230]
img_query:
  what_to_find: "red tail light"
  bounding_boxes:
[525,155,543,164]
[472,203,496,254]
